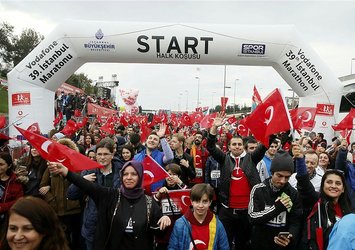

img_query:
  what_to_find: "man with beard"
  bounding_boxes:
[134,123,174,192]
[207,112,268,250]
[186,131,209,187]
[169,133,196,187]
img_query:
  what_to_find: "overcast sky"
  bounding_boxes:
[1,0,355,111]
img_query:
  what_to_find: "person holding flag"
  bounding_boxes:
[47,160,171,250]
[153,163,187,250]
[67,138,123,250]
[134,124,174,192]
[206,112,269,250]
[168,183,229,250]
[292,143,352,250]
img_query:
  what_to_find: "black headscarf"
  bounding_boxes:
[119,160,144,199]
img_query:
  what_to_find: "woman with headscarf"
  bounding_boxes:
[49,160,171,250]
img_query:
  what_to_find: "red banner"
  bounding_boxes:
[316,104,334,116]
[56,82,85,95]
[12,92,31,106]
[221,97,229,112]
[87,103,117,117]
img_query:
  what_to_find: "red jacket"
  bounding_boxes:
[0,172,24,214]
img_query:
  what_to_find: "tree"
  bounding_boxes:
[66,73,97,95]
[0,22,43,76]
[0,22,15,77]
[11,28,44,66]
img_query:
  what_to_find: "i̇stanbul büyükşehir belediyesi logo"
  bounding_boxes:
[83,29,116,52]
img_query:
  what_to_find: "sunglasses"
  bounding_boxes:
[325,169,345,175]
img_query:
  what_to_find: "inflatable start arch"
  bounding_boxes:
[8,21,342,138]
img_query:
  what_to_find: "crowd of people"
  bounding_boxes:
[0,111,354,250]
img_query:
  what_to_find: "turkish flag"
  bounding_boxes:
[118,115,128,127]
[251,85,262,111]
[200,112,217,129]
[166,189,192,214]
[27,123,41,135]
[77,117,88,129]
[289,107,317,131]
[74,109,82,117]
[181,113,193,127]
[0,133,11,141]
[332,108,355,131]
[340,129,352,144]
[244,88,292,147]
[190,111,204,123]
[53,112,63,127]
[140,124,152,143]
[61,120,79,136]
[15,126,102,171]
[0,115,6,129]
[227,116,237,125]
[100,121,115,135]
[221,97,229,112]
[142,156,169,187]
[235,118,249,137]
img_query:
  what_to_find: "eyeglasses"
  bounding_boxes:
[96,153,112,157]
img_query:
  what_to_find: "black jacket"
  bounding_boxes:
[206,133,267,206]
[248,178,302,249]
[66,171,162,250]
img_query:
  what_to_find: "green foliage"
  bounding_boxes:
[0,87,8,114]
[0,22,43,73]
[66,73,97,95]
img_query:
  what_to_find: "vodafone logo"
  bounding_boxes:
[18,111,23,116]
[322,121,327,126]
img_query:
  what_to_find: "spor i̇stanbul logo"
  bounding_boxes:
[83,29,115,52]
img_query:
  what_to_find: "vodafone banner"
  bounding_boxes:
[7,21,342,137]
[87,103,117,117]
[56,82,84,95]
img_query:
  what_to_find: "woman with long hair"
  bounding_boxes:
[23,146,47,196]
[0,152,23,235]
[293,144,352,250]
[0,196,69,250]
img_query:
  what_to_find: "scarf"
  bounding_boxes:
[119,161,144,199]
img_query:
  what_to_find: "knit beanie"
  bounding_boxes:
[270,150,294,174]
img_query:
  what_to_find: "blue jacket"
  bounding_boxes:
[67,158,123,241]
[168,214,229,250]
[327,213,355,250]
[134,138,173,191]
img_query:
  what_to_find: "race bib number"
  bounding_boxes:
[161,198,180,214]
[210,170,220,179]
[195,168,203,177]
[265,205,287,227]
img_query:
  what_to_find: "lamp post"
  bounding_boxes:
[185,90,189,111]
[223,65,227,98]
[196,76,200,108]
[351,58,355,74]
[233,79,239,114]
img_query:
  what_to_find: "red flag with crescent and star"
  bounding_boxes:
[166,189,192,214]
[244,88,292,147]
[15,126,102,171]
[53,112,63,127]
[200,112,217,129]
[142,156,170,188]
[235,118,249,137]
[26,122,41,135]
[289,107,317,131]
[332,108,355,131]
